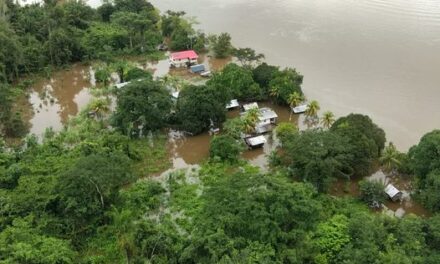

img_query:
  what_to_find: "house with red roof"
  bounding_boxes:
[169,50,199,67]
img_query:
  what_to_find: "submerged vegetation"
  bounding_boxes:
[1,0,440,263]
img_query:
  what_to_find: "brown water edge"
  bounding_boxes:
[26,63,95,136]
[24,53,230,136]
[330,170,430,218]
[142,52,232,80]
[164,101,299,171]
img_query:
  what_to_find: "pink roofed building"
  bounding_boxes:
[169,50,199,67]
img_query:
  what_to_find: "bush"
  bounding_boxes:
[125,67,152,81]
[359,180,385,208]
[209,135,243,163]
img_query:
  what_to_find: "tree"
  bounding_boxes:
[321,111,335,129]
[408,130,440,186]
[209,135,243,163]
[0,20,22,81]
[305,100,320,119]
[275,122,298,145]
[0,217,76,264]
[97,2,116,22]
[110,208,136,264]
[111,11,152,50]
[111,60,132,83]
[182,170,321,263]
[268,68,304,105]
[125,67,152,82]
[380,142,401,174]
[113,79,172,137]
[287,91,304,121]
[94,64,112,85]
[210,32,233,58]
[417,169,440,212]
[82,22,130,59]
[207,63,262,101]
[331,114,386,176]
[223,117,245,140]
[359,179,385,208]
[176,84,228,135]
[280,130,355,192]
[252,63,279,94]
[57,153,134,234]
[44,27,81,66]
[313,214,350,264]
[242,108,261,135]
[233,47,265,68]
[89,98,111,121]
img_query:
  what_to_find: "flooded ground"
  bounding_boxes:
[330,170,431,218]
[25,53,230,136]
[166,101,299,171]
[150,0,440,152]
[27,64,95,135]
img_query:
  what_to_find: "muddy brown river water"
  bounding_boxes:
[149,0,440,152]
[24,0,439,217]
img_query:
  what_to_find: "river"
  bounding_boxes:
[22,0,437,217]
[24,0,440,150]
[146,0,440,151]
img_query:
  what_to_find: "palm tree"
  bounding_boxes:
[380,142,401,174]
[269,85,280,99]
[242,108,261,135]
[287,91,304,121]
[305,100,320,118]
[321,111,335,129]
[89,98,110,121]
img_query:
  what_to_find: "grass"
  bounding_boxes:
[130,134,171,177]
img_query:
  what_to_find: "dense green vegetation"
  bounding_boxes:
[1,0,440,263]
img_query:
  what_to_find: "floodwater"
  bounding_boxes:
[27,64,95,136]
[150,0,440,152]
[26,54,229,136]
[330,170,431,217]
[167,102,298,171]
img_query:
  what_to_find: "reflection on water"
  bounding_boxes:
[28,64,94,136]
[27,53,230,136]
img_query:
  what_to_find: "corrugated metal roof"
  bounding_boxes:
[170,50,198,60]
[246,135,267,146]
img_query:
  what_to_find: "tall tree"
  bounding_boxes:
[287,91,304,121]
[380,142,401,174]
[113,79,172,137]
[321,111,335,129]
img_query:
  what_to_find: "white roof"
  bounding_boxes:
[172,91,180,99]
[115,81,131,89]
[292,104,307,113]
[243,102,259,111]
[246,135,267,146]
[385,184,401,198]
[259,107,278,121]
[226,99,239,109]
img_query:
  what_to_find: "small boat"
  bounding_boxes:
[292,104,308,114]
[245,135,267,149]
